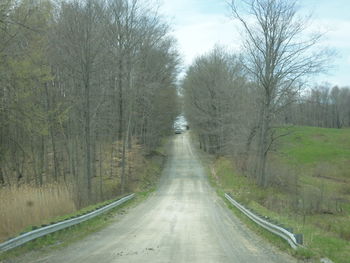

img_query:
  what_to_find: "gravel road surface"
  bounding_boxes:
[12,132,297,263]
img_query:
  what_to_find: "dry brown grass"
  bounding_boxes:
[0,140,157,243]
[0,184,76,242]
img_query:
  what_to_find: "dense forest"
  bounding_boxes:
[0,0,180,207]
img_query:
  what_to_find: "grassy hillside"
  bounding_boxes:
[277,126,350,214]
[278,126,350,165]
[209,126,350,263]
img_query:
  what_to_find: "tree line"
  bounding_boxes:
[282,85,350,129]
[0,0,179,207]
[183,0,345,187]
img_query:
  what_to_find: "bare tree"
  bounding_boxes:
[51,0,107,203]
[0,0,179,206]
[230,0,329,187]
[183,47,251,155]
[282,85,350,128]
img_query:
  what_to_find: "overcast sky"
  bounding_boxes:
[159,0,350,87]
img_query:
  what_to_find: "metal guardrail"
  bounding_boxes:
[225,193,302,249]
[0,193,135,253]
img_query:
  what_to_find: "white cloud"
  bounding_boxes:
[171,15,240,66]
[159,0,350,86]
[310,19,350,49]
[160,0,241,71]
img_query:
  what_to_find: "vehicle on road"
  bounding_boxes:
[174,128,183,134]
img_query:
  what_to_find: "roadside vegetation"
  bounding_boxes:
[207,126,350,263]
[0,144,165,243]
[0,0,179,247]
[0,144,165,245]
[0,190,151,261]
[0,137,167,260]
[184,1,349,262]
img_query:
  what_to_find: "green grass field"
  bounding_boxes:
[210,126,350,263]
[278,126,350,165]
[277,126,350,212]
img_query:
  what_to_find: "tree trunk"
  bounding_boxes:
[118,59,123,141]
[50,129,59,182]
[242,126,258,174]
[85,79,92,203]
[99,140,103,201]
[120,134,127,194]
[0,168,4,185]
[256,105,270,187]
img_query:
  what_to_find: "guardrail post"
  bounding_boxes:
[285,227,293,233]
[294,233,303,245]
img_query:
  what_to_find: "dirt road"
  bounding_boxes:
[15,132,297,263]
